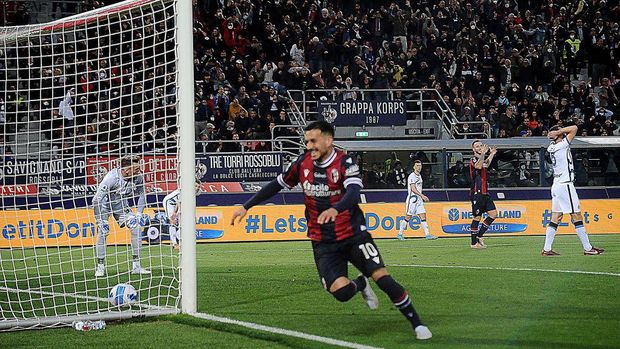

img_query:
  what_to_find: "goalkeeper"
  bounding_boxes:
[93,155,151,277]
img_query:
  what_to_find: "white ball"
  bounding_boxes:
[109,283,137,307]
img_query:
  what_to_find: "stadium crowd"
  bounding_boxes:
[2,0,620,162]
[192,0,620,139]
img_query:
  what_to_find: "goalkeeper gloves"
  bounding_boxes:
[138,213,151,227]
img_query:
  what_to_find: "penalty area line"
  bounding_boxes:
[392,264,620,277]
[192,312,384,349]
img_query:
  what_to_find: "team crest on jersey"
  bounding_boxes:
[330,168,339,183]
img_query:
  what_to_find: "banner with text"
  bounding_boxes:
[318,100,407,126]
[2,200,619,247]
[197,152,282,182]
[185,199,620,242]
[86,156,177,193]
[0,158,87,187]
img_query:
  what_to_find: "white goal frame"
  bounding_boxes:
[0,0,196,330]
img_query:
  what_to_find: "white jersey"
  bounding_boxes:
[407,172,423,198]
[405,172,425,216]
[547,138,574,184]
[163,189,180,218]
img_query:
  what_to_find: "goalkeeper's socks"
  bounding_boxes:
[97,258,105,265]
[132,256,140,270]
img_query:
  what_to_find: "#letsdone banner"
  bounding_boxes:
[2,200,618,247]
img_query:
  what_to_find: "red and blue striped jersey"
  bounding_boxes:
[469,157,488,195]
[277,149,365,242]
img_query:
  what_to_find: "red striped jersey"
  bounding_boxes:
[277,149,365,242]
[469,157,488,195]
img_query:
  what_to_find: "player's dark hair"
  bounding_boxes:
[414,160,422,164]
[549,125,561,132]
[305,120,335,137]
[121,155,141,168]
[471,139,482,148]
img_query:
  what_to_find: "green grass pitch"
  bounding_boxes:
[2,234,620,349]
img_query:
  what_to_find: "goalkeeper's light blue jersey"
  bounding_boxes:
[92,168,145,213]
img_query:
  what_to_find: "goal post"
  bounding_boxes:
[176,0,197,315]
[0,0,196,330]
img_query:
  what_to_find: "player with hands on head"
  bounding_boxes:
[542,125,604,256]
[231,121,432,341]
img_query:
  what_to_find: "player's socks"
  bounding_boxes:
[421,220,430,236]
[376,275,423,328]
[477,217,495,237]
[543,222,559,251]
[95,229,107,260]
[351,275,367,290]
[397,220,408,237]
[130,226,142,256]
[97,258,105,265]
[132,255,140,270]
[573,221,593,251]
[169,226,178,246]
[470,220,480,245]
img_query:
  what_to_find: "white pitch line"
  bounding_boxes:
[392,264,620,277]
[192,312,384,349]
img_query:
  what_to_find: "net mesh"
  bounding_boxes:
[0,0,182,330]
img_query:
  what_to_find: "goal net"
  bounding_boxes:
[0,0,192,330]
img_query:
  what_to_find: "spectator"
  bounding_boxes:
[448,160,468,188]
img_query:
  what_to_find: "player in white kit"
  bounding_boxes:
[162,179,202,250]
[542,125,604,256]
[397,160,437,240]
[93,155,152,277]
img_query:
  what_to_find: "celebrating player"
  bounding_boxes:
[93,155,151,277]
[469,140,497,249]
[397,160,437,240]
[542,125,604,256]
[163,179,202,250]
[231,121,432,340]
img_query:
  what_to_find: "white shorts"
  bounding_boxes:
[405,195,426,216]
[551,182,580,214]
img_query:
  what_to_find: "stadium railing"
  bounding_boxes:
[287,88,491,139]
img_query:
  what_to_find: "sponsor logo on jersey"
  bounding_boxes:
[302,180,341,197]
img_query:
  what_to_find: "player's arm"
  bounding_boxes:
[170,202,180,225]
[319,155,363,224]
[485,146,497,166]
[92,174,113,210]
[135,175,146,215]
[92,173,113,230]
[231,156,302,225]
[474,150,486,169]
[409,182,429,201]
[558,125,578,143]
